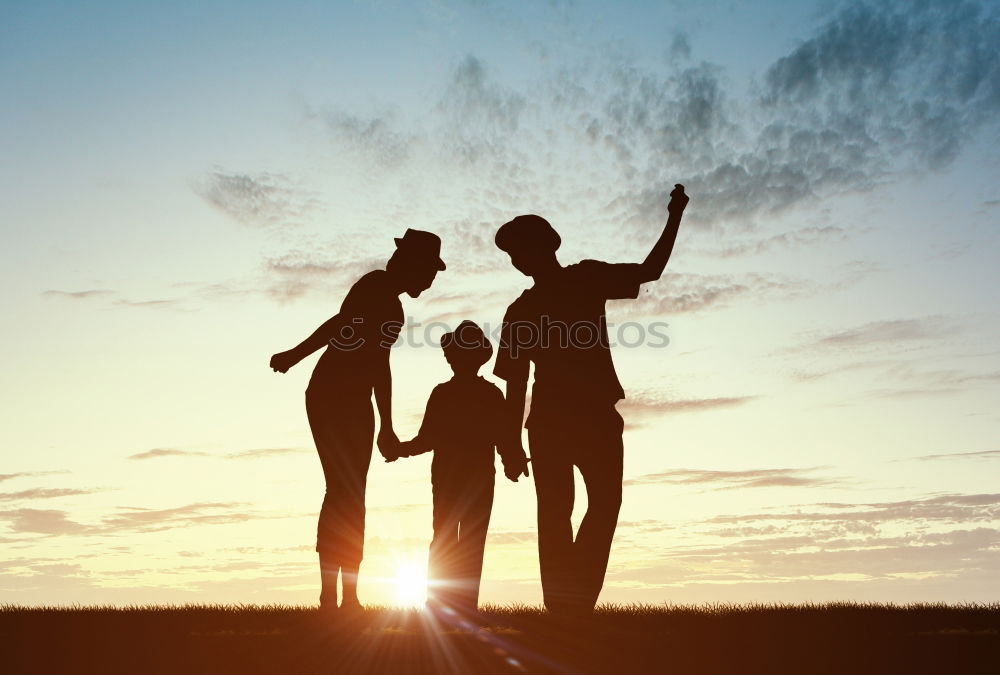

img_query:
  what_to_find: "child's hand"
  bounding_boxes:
[396,440,418,459]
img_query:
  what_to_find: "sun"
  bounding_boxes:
[394,559,427,606]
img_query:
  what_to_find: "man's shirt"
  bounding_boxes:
[494,260,643,424]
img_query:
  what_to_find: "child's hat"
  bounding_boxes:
[441,320,493,364]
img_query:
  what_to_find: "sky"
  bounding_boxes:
[1,0,999,607]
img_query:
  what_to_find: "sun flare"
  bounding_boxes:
[394,559,428,606]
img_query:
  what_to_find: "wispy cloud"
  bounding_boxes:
[99,502,255,533]
[914,449,1000,462]
[0,502,269,537]
[194,170,318,228]
[304,0,1000,247]
[226,447,305,460]
[42,289,113,300]
[0,471,67,484]
[706,493,1000,526]
[0,508,89,535]
[0,488,98,502]
[127,447,307,461]
[262,251,382,302]
[624,467,836,490]
[605,491,1000,589]
[609,272,810,317]
[809,317,956,350]
[617,390,756,428]
[128,448,207,460]
[111,297,187,310]
[306,107,418,168]
[613,0,1000,230]
[438,55,528,166]
[700,226,848,259]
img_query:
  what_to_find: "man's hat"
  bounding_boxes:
[395,229,446,271]
[495,214,561,254]
[441,320,493,366]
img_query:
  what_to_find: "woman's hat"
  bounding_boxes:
[394,229,446,270]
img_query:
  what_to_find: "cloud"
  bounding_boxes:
[624,467,835,489]
[612,0,1000,230]
[701,225,847,258]
[0,501,276,538]
[609,527,1000,588]
[128,448,207,460]
[811,317,956,349]
[261,251,382,302]
[914,449,1000,461]
[487,530,536,545]
[306,107,418,168]
[870,365,1000,398]
[610,272,810,317]
[111,297,187,310]
[604,490,1000,590]
[0,508,89,535]
[307,1,999,243]
[617,390,756,428]
[128,447,307,461]
[0,471,66,484]
[0,488,98,502]
[194,170,318,228]
[98,502,255,533]
[706,493,1000,526]
[438,55,528,165]
[763,1,1000,170]
[788,317,959,362]
[225,447,305,460]
[42,289,113,300]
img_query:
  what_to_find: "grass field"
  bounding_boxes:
[2,602,998,674]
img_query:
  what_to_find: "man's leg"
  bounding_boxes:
[529,425,577,613]
[340,564,361,608]
[572,408,624,611]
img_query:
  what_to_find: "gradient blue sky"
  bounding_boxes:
[2,0,999,606]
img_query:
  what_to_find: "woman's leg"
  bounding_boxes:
[318,553,340,610]
[307,392,375,609]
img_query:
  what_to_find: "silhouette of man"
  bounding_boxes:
[493,185,689,614]
[269,229,445,612]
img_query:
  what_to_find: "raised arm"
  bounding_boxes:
[637,184,689,283]
[269,313,350,373]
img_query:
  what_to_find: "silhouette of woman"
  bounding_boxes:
[269,230,445,611]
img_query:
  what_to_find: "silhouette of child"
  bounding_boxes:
[392,320,528,614]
